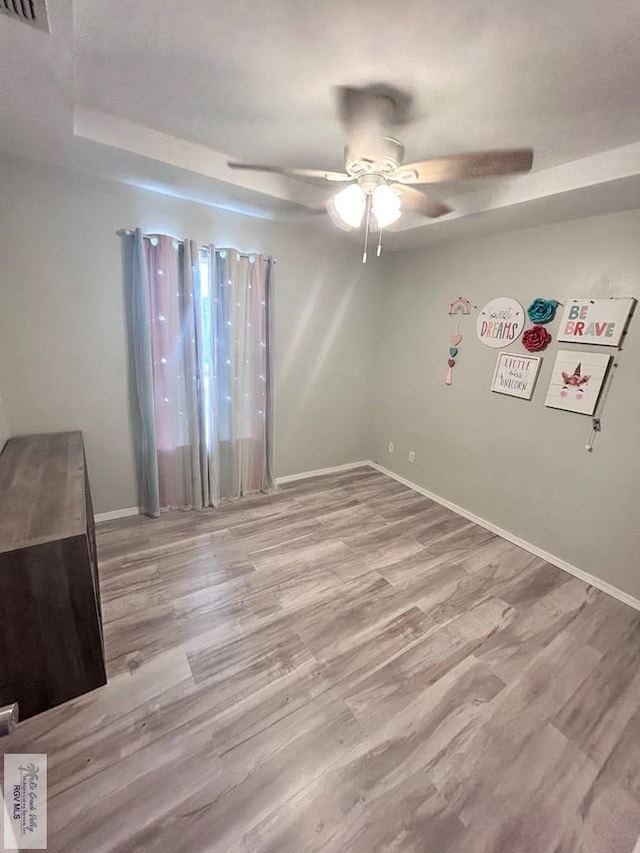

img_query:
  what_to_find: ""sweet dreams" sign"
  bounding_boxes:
[557,298,636,347]
[476,297,525,348]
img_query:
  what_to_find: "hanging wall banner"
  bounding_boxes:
[444,296,472,386]
[476,297,525,348]
[557,298,636,347]
[544,349,612,415]
[491,353,541,400]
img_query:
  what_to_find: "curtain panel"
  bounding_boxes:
[207,247,275,505]
[122,229,274,517]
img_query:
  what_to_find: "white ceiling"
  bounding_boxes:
[1,0,640,246]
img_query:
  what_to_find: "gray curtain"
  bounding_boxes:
[205,248,275,504]
[122,228,160,517]
[123,232,274,516]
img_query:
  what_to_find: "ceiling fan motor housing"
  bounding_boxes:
[344,137,404,180]
[356,173,386,194]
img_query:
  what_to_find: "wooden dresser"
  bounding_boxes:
[0,432,107,719]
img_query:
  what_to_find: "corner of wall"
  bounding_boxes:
[364,251,394,461]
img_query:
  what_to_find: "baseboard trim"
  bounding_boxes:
[93,462,370,520]
[367,460,640,613]
[95,507,140,523]
[276,460,369,485]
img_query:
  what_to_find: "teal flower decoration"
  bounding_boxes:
[527,298,558,324]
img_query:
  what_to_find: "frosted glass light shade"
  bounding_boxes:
[333,184,366,228]
[372,184,401,228]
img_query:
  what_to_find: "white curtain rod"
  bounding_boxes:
[116,230,276,263]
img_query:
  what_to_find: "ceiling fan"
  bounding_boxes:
[228,87,534,261]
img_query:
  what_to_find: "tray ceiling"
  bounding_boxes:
[1,0,640,246]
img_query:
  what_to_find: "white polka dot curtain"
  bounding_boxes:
[122,229,274,516]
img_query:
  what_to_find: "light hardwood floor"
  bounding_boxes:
[3,467,640,852]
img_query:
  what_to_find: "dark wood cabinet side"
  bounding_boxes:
[0,433,107,719]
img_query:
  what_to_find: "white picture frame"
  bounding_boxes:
[491,352,542,400]
[557,298,636,347]
[544,349,612,415]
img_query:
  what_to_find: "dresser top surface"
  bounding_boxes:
[0,432,88,553]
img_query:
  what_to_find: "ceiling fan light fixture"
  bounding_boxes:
[333,184,366,228]
[371,184,401,228]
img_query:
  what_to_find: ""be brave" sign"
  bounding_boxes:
[557,298,636,347]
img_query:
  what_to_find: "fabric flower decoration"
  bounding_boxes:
[527,298,559,324]
[522,324,552,352]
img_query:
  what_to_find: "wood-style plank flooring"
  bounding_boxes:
[3,467,640,852]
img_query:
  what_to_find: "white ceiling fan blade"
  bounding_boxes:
[391,184,453,218]
[394,149,534,184]
[227,163,354,182]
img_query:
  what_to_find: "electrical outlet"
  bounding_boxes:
[388,442,394,453]
[408,451,416,463]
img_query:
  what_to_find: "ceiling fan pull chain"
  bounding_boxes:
[377,227,384,257]
[362,194,372,264]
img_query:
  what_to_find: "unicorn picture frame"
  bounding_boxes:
[544,349,612,415]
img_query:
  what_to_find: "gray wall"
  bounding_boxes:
[369,210,640,598]
[0,386,9,451]
[0,156,379,512]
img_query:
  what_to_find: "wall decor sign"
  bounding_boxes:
[544,349,612,415]
[476,297,525,348]
[557,297,636,347]
[491,352,542,400]
[445,297,472,386]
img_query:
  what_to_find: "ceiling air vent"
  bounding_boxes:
[0,0,49,32]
